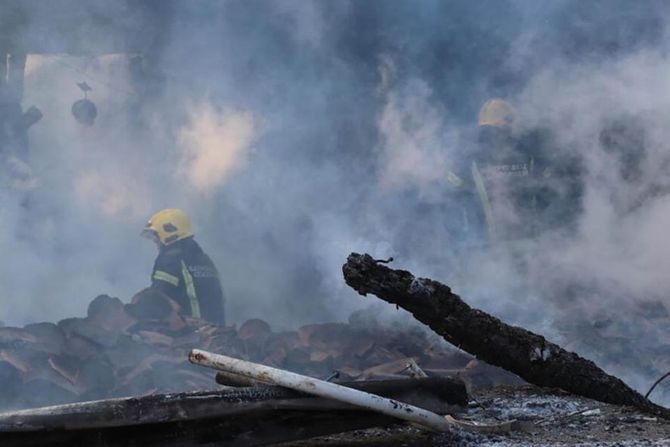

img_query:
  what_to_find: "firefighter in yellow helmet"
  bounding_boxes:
[442,99,525,247]
[476,98,518,157]
[141,208,226,325]
[471,98,546,244]
[469,97,582,246]
[478,98,517,129]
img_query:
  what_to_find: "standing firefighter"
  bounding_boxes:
[141,208,226,326]
[472,98,535,243]
[444,98,580,251]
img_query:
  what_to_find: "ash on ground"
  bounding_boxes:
[281,385,670,447]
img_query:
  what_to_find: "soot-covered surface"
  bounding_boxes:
[281,385,670,446]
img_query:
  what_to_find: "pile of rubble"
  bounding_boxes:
[0,288,519,411]
[1,255,668,446]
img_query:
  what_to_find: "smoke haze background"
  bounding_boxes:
[1,0,669,403]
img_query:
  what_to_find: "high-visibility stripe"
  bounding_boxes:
[471,161,496,241]
[181,261,201,319]
[153,270,180,287]
[446,170,463,187]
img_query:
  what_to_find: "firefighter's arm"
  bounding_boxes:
[151,256,181,293]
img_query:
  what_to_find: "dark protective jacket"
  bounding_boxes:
[444,126,584,247]
[151,237,225,325]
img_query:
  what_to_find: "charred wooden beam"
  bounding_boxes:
[0,376,465,431]
[342,253,670,419]
[216,370,270,387]
[0,408,395,447]
[0,377,466,446]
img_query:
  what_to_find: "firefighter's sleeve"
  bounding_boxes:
[151,256,181,294]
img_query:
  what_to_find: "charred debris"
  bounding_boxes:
[0,287,493,411]
[343,253,670,419]
[0,255,668,446]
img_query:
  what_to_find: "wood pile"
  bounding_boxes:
[0,288,518,411]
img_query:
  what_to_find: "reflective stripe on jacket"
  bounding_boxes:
[151,237,225,325]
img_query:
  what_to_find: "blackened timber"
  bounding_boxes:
[1,409,394,447]
[342,253,670,419]
[0,377,466,446]
[216,370,270,387]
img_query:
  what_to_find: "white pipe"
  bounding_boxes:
[189,349,451,432]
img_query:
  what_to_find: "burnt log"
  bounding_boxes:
[0,377,465,431]
[0,377,466,446]
[342,253,670,419]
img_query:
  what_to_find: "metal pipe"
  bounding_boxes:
[189,349,451,432]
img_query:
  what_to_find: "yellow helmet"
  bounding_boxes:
[478,98,517,129]
[142,208,193,246]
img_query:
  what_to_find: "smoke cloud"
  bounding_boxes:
[177,105,257,195]
[0,0,668,405]
[377,73,452,197]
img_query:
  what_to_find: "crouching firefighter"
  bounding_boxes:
[141,208,226,326]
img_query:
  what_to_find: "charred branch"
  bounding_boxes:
[342,253,670,419]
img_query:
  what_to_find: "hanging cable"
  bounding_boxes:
[645,371,670,400]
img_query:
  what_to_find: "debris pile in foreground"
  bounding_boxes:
[0,376,467,446]
[0,288,517,410]
[0,253,669,446]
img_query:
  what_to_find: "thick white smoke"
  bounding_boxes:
[515,50,670,306]
[177,104,257,195]
[1,1,668,405]
[364,49,670,404]
[9,54,258,324]
[376,70,451,196]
